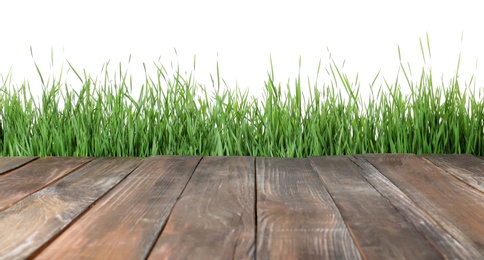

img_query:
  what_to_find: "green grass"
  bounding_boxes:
[1,46,483,157]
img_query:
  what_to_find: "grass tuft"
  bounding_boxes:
[1,48,483,157]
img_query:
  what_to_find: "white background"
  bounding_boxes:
[1,0,483,102]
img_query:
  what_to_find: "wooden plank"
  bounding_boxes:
[309,156,443,259]
[148,156,255,260]
[256,157,361,260]
[358,154,484,258]
[35,156,201,260]
[351,155,483,259]
[0,156,38,174]
[423,154,484,193]
[0,157,142,260]
[0,157,93,211]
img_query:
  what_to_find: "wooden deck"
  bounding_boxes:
[0,154,483,259]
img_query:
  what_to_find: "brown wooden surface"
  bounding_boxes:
[256,157,361,260]
[351,155,482,259]
[310,156,442,259]
[0,157,142,259]
[148,156,255,259]
[0,154,483,259]
[423,154,484,193]
[360,154,484,257]
[0,157,93,211]
[36,156,201,260]
[0,156,38,174]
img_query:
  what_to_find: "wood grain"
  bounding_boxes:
[35,156,201,260]
[0,156,38,174]
[309,155,442,259]
[423,154,484,193]
[0,155,482,258]
[256,157,361,260]
[0,157,142,260]
[0,157,92,211]
[148,156,255,260]
[351,155,481,259]
[358,154,484,258]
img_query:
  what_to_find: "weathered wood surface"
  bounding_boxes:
[0,157,38,174]
[256,157,361,260]
[0,154,483,260]
[149,156,255,259]
[351,155,482,259]
[360,154,484,258]
[0,157,142,260]
[423,154,484,193]
[310,156,442,259]
[36,156,201,260]
[0,157,93,211]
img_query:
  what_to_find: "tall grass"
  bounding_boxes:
[0,48,483,157]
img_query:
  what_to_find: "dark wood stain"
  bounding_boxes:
[350,155,482,259]
[0,154,482,259]
[148,156,255,260]
[360,154,484,258]
[0,157,93,211]
[0,157,142,259]
[423,154,484,194]
[35,156,201,260]
[310,155,442,259]
[0,156,38,174]
[256,157,361,260]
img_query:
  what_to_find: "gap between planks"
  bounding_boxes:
[0,155,483,259]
